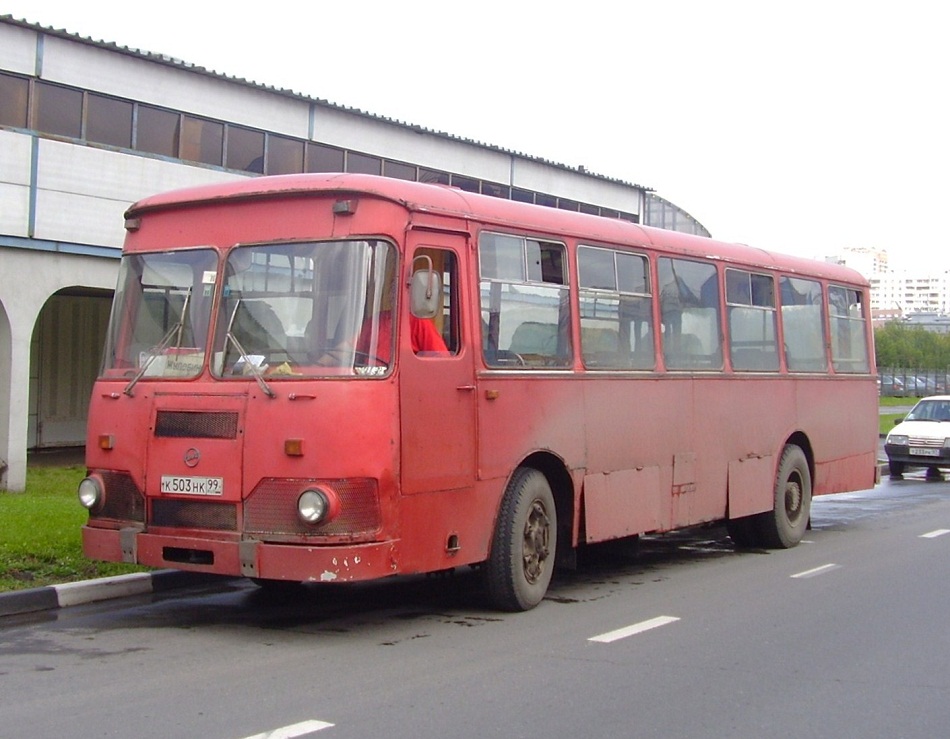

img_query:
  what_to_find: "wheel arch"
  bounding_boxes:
[785,431,814,482]
[519,450,575,565]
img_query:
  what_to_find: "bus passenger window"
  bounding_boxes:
[828,285,870,373]
[578,245,654,369]
[658,258,722,370]
[780,277,827,372]
[479,232,572,368]
[726,269,779,371]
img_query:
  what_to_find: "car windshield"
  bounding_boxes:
[99,248,218,380]
[906,399,950,422]
[212,239,397,378]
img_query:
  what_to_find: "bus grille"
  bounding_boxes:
[151,499,237,530]
[154,411,239,439]
[245,478,381,537]
[92,471,145,523]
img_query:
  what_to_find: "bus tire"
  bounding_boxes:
[757,444,811,548]
[485,467,557,611]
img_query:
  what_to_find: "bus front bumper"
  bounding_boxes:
[82,526,400,583]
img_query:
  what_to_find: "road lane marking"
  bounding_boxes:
[920,529,950,538]
[790,563,840,579]
[241,719,334,738]
[589,616,680,643]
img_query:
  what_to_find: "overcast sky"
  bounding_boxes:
[4,0,948,270]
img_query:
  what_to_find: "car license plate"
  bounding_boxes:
[160,475,224,495]
[909,447,940,457]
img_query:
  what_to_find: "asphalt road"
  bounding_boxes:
[2,472,949,738]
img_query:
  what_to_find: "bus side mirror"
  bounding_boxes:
[409,257,441,319]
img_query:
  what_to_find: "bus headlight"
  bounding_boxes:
[78,476,104,511]
[297,487,337,525]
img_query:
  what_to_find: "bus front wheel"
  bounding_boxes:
[485,467,557,611]
[758,444,812,548]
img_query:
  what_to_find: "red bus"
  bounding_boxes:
[79,173,878,610]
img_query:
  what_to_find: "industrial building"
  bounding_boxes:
[0,15,707,491]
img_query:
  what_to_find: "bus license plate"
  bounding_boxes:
[909,447,940,457]
[160,475,224,495]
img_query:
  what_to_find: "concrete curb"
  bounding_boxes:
[0,570,227,618]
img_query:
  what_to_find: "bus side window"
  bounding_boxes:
[658,257,722,370]
[478,233,572,368]
[411,248,459,356]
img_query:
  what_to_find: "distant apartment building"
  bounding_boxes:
[827,247,950,321]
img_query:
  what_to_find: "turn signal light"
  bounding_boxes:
[98,434,115,450]
[284,438,304,456]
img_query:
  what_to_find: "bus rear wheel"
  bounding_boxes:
[757,444,811,548]
[485,467,557,611]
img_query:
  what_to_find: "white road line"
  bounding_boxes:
[920,529,950,539]
[241,719,334,739]
[589,615,680,643]
[790,563,840,579]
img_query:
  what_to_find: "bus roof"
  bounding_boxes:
[127,173,868,286]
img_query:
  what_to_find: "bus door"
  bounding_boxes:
[399,237,476,494]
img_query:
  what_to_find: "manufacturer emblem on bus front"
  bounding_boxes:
[184,447,201,468]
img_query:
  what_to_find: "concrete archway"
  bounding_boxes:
[30,287,114,450]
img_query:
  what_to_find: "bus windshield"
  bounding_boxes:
[100,248,218,380]
[213,239,397,378]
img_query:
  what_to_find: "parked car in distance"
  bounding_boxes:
[885,395,950,478]
[879,374,905,396]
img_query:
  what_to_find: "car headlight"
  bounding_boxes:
[887,434,909,446]
[78,476,104,510]
[297,486,340,525]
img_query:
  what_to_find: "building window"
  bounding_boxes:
[180,115,223,166]
[306,142,344,172]
[265,134,304,175]
[347,151,381,175]
[451,174,479,193]
[226,125,264,173]
[482,182,510,199]
[511,188,534,204]
[536,193,556,208]
[136,105,180,157]
[0,72,29,128]
[33,81,82,138]
[419,168,449,185]
[384,160,416,180]
[87,94,133,148]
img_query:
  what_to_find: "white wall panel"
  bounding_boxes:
[0,183,29,237]
[314,107,515,182]
[0,23,37,75]
[0,130,32,187]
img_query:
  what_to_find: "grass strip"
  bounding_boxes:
[0,465,146,592]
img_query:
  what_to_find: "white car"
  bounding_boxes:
[884,395,950,478]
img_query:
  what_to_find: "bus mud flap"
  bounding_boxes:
[239,540,259,578]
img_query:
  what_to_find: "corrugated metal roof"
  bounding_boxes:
[1,15,652,193]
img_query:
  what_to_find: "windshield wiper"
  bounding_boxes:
[225,299,276,399]
[123,289,192,397]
